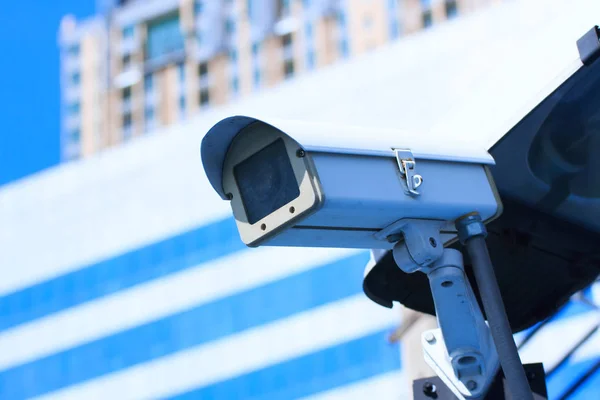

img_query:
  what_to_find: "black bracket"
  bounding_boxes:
[413,363,547,400]
[577,25,600,66]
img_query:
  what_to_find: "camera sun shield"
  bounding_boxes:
[222,121,324,246]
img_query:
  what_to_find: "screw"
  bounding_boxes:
[425,332,436,343]
[429,237,437,247]
[296,149,305,158]
[422,381,437,397]
[466,380,477,391]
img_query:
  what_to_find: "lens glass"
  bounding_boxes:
[234,138,300,224]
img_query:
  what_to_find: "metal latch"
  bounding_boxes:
[394,149,423,196]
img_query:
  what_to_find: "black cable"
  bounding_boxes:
[464,235,534,400]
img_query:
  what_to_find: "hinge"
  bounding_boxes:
[577,25,600,66]
[394,149,423,196]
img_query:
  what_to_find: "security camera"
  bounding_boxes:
[201,116,503,248]
[201,117,517,398]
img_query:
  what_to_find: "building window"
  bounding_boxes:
[199,88,210,106]
[179,95,186,114]
[225,19,235,34]
[123,113,133,139]
[68,102,80,115]
[339,39,349,58]
[305,22,313,39]
[123,87,132,101]
[445,0,458,19]
[282,33,292,47]
[252,42,260,56]
[306,50,315,70]
[123,25,135,38]
[229,49,237,62]
[253,69,261,87]
[67,44,80,56]
[178,63,185,83]
[390,20,400,39]
[123,54,131,69]
[145,107,154,122]
[422,10,433,28]
[364,16,373,30]
[144,74,153,92]
[231,77,239,93]
[194,0,203,15]
[284,60,294,78]
[144,106,155,132]
[279,0,291,16]
[146,14,185,60]
[198,62,208,77]
[337,12,346,27]
[70,129,81,141]
[71,72,81,85]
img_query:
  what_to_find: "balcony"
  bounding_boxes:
[144,49,186,74]
[114,66,142,89]
[114,0,180,28]
[273,16,299,36]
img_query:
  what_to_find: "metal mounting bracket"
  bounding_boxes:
[390,221,499,398]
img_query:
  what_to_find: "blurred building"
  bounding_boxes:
[58,0,497,161]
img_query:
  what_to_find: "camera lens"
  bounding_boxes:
[234,138,300,224]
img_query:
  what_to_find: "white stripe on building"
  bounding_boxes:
[34,294,399,400]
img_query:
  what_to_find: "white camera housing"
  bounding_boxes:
[201,116,503,249]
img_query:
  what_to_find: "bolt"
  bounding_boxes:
[455,213,487,244]
[466,380,477,391]
[425,332,436,343]
[422,381,437,397]
[296,149,306,158]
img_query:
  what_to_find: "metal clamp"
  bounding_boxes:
[391,220,499,399]
[395,149,423,196]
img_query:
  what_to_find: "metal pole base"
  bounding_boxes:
[412,363,548,400]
